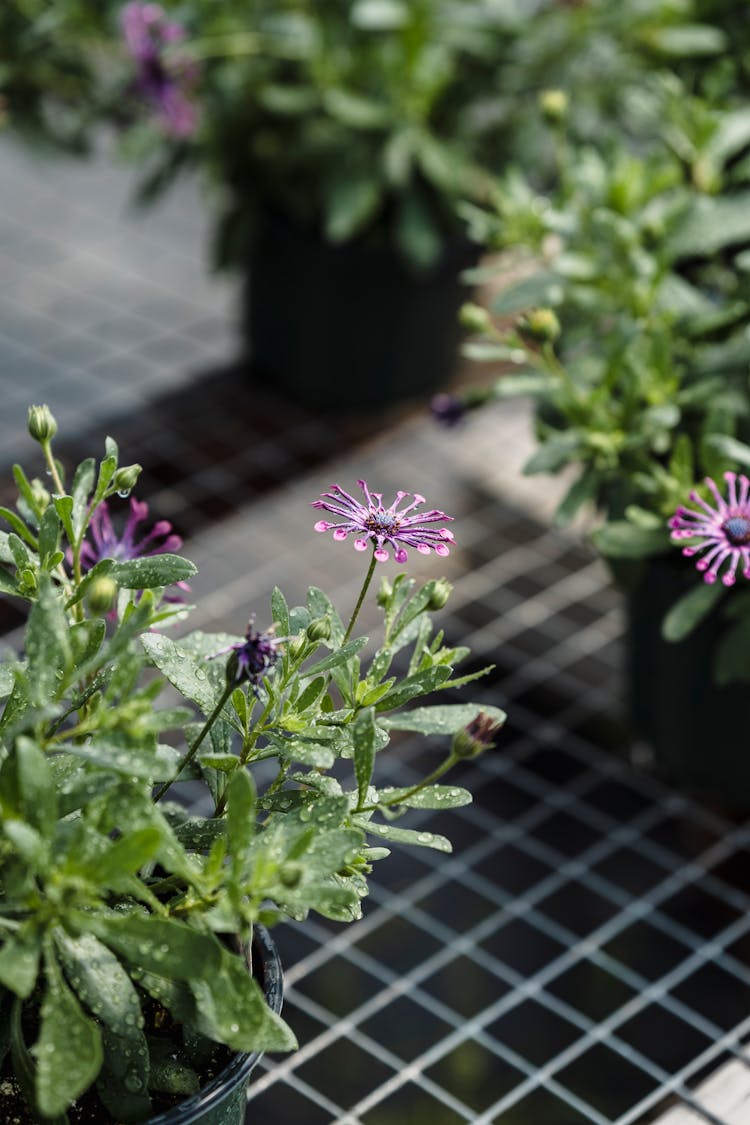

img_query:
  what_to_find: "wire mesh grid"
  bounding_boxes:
[2,138,750,1125]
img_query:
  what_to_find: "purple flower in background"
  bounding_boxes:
[81,496,183,569]
[121,2,198,137]
[214,620,282,691]
[312,480,455,563]
[430,393,466,428]
[669,472,750,586]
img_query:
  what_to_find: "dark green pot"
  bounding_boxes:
[245,210,478,409]
[624,557,749,806]
[146,925,283,1125]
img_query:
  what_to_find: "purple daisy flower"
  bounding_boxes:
[121,2,198,138]
[214,620,282,691]
[669,471,750,586]
[81,496,183,569]
[312,480,455,563]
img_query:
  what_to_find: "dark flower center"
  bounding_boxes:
[724,516,750,546]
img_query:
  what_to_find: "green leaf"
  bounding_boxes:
[640,23,727,56]
[141,633,221,715]
[353,818,452,852]
[0,927,42,999]
[661,581,724,643]
[33,951,103,1118]
[0,505,37,547]
[555,469,598,526]
[188,945,297,1053]
[16,735,56,831]
[58,739,181,780]
[80,827,163,888]
[227,768,256,882]
[352,707,377,811]
[715,620,748,686]
[97,1024,151,1124]
[54,930,143,1038]
[489,271,560,315]
[374,665,452,710]
[379,702,506,736]
[70,458,96,540]
[26,578,71,702]
[667,191,750,259]
[90,914,223,983]
[53,495,75,543]
[307,586,344,644]
[325,173,382,243]
[109,554,197,589]
[323,87,389,129]
[378,784,472,810]
[590,521,670,559]
[703,433,750,469]
[300,637,368,678]
[271,586,290,634]
[148,1038,199,1095]
[0,566,21,597]
[523,433,582,475]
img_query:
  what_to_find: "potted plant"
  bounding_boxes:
[28,0,540,407]
[0,404,504,1124]
[433,37,750,803]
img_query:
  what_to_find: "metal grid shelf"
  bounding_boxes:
[2,138,750,1124]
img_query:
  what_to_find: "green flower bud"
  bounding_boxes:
[427,578,453,611]
[112,464,142,496]
[517,307,561,345]
[279,862,303,888]
[459,302,493,335]
[306,617,331,643]
[29,478,51,512]
[376,577,394,608]
[452,712,504,759]
[539,88,568,124]
[87,576,119,615]
[27,404,58,444]
[288,635,307,662]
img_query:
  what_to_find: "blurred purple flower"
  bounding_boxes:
[431,393,466,427]
[121,2,198,138]
[81,497,189,601]
[669,471,750,586]
[312,479,455,563]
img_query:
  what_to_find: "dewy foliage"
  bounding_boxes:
[0,413,503,1123]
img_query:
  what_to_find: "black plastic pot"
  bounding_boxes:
[146,925,283,1125]
[624,557,749,806]
[244,211,478,409]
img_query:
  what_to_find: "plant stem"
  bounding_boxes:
[362,753,459,812]
[343,551,377,644]
[153,682,235,803]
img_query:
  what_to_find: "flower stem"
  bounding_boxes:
[362,753,459,812]
[343,551,378,644]
[153,681,235,803]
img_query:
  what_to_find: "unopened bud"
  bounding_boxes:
[517,307,561,345]
[279,862,303,888]
[288,635,307,662]
[452,712,504,759]
[27,404,58,444]
[87,576,119,615]
[112,464,142,496]
[539,88,568,124]
[306,617,331,643]
[30,478,51,511]
[459,302,493,335]
[427,578,452,610]
[376,577,394,608]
